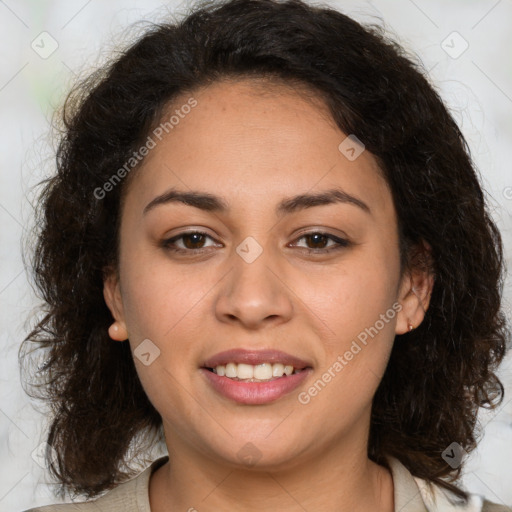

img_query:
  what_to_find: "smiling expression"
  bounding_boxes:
[103,77,423,469]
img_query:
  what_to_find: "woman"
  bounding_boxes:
[20,0,511,510]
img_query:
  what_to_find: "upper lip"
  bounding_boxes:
[202,349,312,369]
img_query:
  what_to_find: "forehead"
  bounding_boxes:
[122,78,391,218]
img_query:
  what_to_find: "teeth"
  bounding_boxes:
[284,365,294,376]
[212,362,302,381]
[225,363,237,378]
[272,363,284,377]
[237,363,254,379]
[254,363,272,380]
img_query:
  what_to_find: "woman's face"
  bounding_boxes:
[105,78,427,469]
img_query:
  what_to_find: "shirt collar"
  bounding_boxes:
[386,456,484,512]
[386,456,429,511]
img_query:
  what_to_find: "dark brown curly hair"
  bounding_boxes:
[20,0,510,503]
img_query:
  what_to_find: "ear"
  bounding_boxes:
[103,267,129,341]
[395,240,435,335]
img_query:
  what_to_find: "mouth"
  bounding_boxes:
[203,362,308,382]
[200,349,313,404]
[201,348,312,381]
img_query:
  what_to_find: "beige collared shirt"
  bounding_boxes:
[23,455,511,512]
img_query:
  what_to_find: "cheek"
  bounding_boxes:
[299,246,400,413]
[307,249,400,345]
[295,261,399,432]
[121,262,215,344]
[118,256,212,417]
[117,222,218,336]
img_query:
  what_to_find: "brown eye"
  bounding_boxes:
[180,233,207,249]
[161,231,219,253]
[304,233,330,249]
[292,232,350,253]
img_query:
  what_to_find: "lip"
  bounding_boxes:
[200,367,313,405]
[201,349,312,370]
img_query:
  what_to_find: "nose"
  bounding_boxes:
[214,244,294,330]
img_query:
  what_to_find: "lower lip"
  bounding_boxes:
[200,368,312,405]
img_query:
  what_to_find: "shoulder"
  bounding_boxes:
[21,484,133,512]
[482,501,512,512]
[21,504,97,512]
[20,456,169,512]
[414,475,512,512]
[385,455,512,512]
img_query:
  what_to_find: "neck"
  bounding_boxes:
[149,433,394,512]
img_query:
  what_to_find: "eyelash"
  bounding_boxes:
[160,230,351,255]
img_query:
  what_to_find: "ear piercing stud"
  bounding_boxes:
[108,322,126,341]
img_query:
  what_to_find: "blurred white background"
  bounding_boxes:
[0,0,511,511]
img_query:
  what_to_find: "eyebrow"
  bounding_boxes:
[143,187,371,216]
